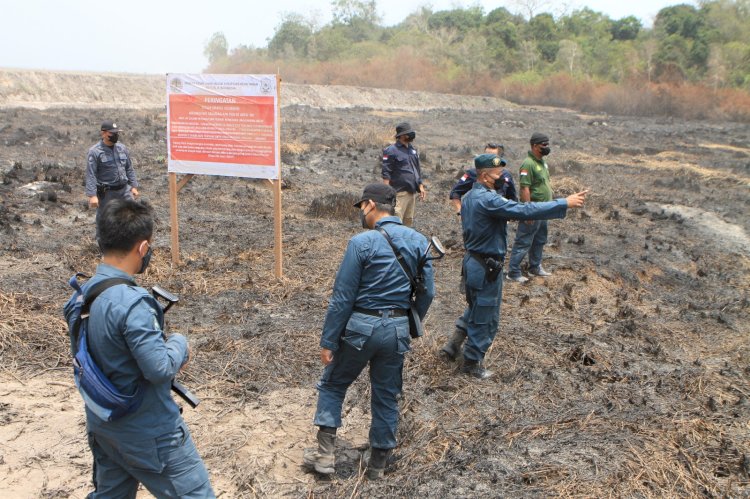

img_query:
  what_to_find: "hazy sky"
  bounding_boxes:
[1,0,691,74]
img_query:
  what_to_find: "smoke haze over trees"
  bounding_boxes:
[205,0,750,120]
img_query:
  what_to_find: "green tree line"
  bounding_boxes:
[204,0,750,120]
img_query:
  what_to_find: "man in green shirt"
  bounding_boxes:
[507,132,554,283]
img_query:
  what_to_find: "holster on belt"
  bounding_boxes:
[469,252,503,283]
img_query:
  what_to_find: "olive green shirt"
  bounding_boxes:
[518,152,553,202]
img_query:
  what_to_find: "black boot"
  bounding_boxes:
[303,427,336,474]
[439,328,467,361]
[461,359,493,380]
[366,447,391,480]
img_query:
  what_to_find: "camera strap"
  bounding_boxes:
[377,228,417,294]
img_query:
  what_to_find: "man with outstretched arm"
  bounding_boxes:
[439,154,588,379]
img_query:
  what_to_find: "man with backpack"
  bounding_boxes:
[304,183,435,479]
[63,199,214,498]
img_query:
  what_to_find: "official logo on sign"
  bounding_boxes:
[170,78,183,92]
[260,78,273,94]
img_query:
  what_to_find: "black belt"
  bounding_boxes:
[353,307,408,317]
[98,182,127,192]
[468,251,503,262]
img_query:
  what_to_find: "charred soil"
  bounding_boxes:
[0,81,749,497]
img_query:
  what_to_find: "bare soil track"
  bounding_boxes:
[0,71,749,498]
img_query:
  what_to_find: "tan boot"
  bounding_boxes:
[303,429,336,474]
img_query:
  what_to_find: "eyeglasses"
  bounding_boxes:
[486,143,503,150]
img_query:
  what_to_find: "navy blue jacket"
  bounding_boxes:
[320,217,435,351]
[63,264,189,440]
[450,168,517,201]
[381,142,422,193]
[85,141,138,197]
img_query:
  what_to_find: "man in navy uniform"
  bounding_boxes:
[85,120,140,235]
[439,154,587,378]
[304,183,435,479]
[449,142,516,216]
[381,122,426,227]
[64,199,214,497]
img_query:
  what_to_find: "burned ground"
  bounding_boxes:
[0,90,748,497]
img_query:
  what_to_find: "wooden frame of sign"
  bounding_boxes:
[167,74,283,278]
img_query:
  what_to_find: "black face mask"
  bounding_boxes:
[136,246,153,274]
[360,206,372,229]
[540,146,551,156]
[494,175,506,190]
[108,133,119,144]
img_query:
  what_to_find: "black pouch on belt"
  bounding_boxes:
[484,257,502,282]
[469,252,502,283]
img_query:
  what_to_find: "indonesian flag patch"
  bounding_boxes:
[461,174,469,181]
[520,170,529,176]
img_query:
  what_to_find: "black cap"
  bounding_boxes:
[395,122,415,137]
[530,132,549,145]
[101,120,122,133]
[353,183,397,208]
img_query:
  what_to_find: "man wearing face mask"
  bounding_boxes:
[381,122,426,227]
[304,183,435,479]
[439,154,588,378]
[507,132,556,283]
[449,142,517,215]
[85,120,140,237]
[64,199,214,497]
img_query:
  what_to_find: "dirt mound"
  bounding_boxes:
[0,69,515,112]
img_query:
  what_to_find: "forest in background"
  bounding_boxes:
[204,0,750,121]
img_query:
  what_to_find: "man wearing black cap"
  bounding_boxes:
[381,122,425,227]
[304,183,435,479]
[85,120,140,234]
[507,132,554,283]
[439,153,587,378]
[449,142,517,215]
